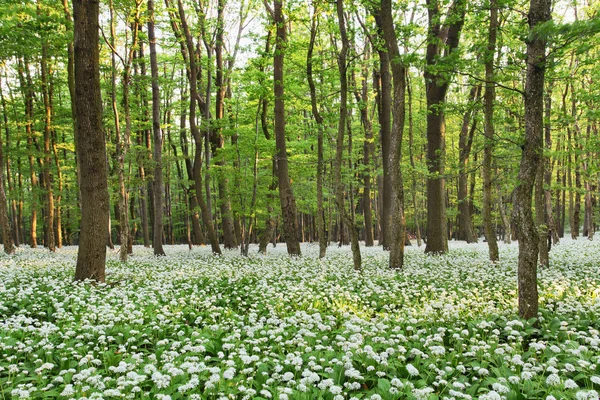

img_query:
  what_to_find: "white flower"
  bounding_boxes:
[406,364,419,376]
[60,385,74,397]
[564,379,579,389]
[546,373,561,386]
[223,367,236,379]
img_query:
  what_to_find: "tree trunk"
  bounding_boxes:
[213,0,237,250]
[352,45,375,248]
[424,0,466,254]
[483,0,499,260]
[544,87,559,244]
[173,0,221,254]
[514,0,551,321]
[458,85,480,244]
[378,0,406,269]
[406,73,422,247]
[17,58,37,248]
[73,0,110,282]
[269,0,301,256]
[372,27,392,250]
[536,161,549,267]
[40,42,56,252]
[148,0,165,256]
[332,0,360,270]
[307,10,327,258]
[0,118,15,254]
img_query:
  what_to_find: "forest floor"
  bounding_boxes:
[0,239,599,400]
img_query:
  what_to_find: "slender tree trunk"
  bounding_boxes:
[536,160,549,267]
[571,82,581,238]
[407,73,422,246]
[40,43,56,252]
[352,45,375,248]
[514,0,551,321]
[307,11,327,258]
[148,0,165,256]
[496,182,511,244]
[543,87,559,245]
[483,0,499,260]
[269,0,301,256]
[332,0,360,269]
[172,0,221,254]
[0,118,15,254]
[458,85,480,244]
[73,0,110,282]
[17,59,37,248]
[214,0,237,250]
[372,26,392,250]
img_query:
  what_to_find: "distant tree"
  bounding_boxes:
[73,0,110,282]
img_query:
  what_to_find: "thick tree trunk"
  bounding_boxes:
[148,0,165,256]
[514,0,551,321]
[424,0,466,254]
[73,0,110,282]
[379,0,406,269]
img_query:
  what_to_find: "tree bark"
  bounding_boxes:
[73,0,110,282]
[148,0,165,256]
[372,19,392,250]
[333,0,360,270]
[172,0,222,254]
[514,0,551,321]
[458,85,480,244]
[483,0,499,261]
[424,0,466,254]
[307,10,327,258]
[379,0,406,269]
[0,114,15,254]
[268,0,301,256]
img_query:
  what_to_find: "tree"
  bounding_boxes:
[307,7,327,258]
[333,0,361,270]
[148,0,165,256]
[73,0,110,282]
[513,0,551,321]
[378,0,406,269]
[483,0,499,261]
[0,100,15,254]
[424,0,467,254]
[264,0,301,256]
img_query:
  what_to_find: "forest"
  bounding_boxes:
[1,0,600,399]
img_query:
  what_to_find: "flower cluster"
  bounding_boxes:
[1,239,599,399]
